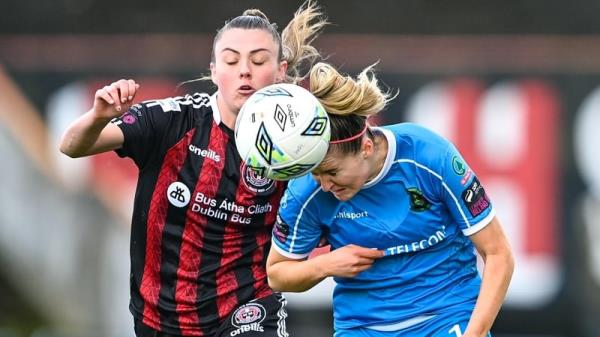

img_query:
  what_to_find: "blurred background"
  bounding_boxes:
[1,0,600,336]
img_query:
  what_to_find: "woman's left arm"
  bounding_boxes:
[464,216,515,337]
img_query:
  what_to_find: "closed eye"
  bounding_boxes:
[313,170,336,178]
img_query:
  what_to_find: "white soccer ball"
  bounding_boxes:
[235,83,330,181]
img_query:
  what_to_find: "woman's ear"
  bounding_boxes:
[362,137,375,158]
[277,60,288,83]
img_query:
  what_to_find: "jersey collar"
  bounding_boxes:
[210,92,222,125]
[362,127,396,189]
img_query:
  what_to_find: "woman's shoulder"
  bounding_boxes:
[382,123,454,170]
[384,123,451,150]
[137,92,212,112]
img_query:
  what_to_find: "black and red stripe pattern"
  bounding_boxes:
[115,93,285,336]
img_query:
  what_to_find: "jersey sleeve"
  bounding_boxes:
[438,143,495,236]
[112,99,173,168]
[271,186,323,259]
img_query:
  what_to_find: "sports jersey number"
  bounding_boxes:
[448,324,491,337]
[448,324,463,337]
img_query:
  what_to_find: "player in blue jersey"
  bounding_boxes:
[266,62,515,337]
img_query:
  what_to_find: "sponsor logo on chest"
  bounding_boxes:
[188,144,221,162]
[335,210,368,220]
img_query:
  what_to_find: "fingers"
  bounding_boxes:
[96,86,115,105]
[95,79,139,112]
[355,257,378,266]
[118,80,129,104]
[347,245,385,259]
[345,260,377,277]
[127,79,139,102]
[104,84,122,111]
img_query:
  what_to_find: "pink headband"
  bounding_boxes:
[330,124,368,144]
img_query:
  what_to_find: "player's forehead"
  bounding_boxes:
[216,28,279,55]
[313,152,345,174]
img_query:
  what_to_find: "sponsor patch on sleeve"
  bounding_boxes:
[461,177,491,217]
[157,98,181,112]
[130,103,143,116]
[273,214,290,243]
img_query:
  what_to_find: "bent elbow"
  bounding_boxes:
[58,135,79,158]
[59,143,82,158]
[267,276,284,292]
[59,145,75,158]
[266,267,285,292]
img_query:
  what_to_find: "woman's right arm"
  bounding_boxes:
[59,79,139,158]
[266,244,384,292]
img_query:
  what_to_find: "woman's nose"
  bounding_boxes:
[319,176,335,192]
[239,61,251,78]
[239,70,250,78]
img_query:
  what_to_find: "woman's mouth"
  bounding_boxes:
[238,85,255,95]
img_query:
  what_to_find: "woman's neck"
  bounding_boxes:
[221,112,237,130]
[216,93,238,130]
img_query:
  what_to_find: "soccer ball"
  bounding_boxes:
[235,83,330,181]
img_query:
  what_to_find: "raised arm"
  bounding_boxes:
[464,216,515,337]
[266,244,384,292]
[59,79,139,157]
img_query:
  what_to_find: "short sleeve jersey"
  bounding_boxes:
[272,123,495,330]
[113,93,286,336]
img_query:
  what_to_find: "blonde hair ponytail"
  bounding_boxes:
[310,62,392,117]
[309,62,395,154]
[281,1,328,84]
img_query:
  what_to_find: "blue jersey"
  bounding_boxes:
[272,123,495,331]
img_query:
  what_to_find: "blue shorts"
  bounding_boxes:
[334,309,492,337]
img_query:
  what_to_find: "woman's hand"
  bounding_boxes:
[92,79,140,120]
[318,244,384,278]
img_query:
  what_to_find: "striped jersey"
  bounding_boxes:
[113,92,285,336]
[272,123,495,331]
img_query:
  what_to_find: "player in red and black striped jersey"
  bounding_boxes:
[59,2,328,336]
[116,93,289,336]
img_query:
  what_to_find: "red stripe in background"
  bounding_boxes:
[141,130,195,330]
[450,78,558,255]
[521,81,558,254]
[449,78,484,171]
[175,122,227,336]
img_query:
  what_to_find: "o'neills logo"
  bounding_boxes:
[241,162,276,195]
[188,144,221,162]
